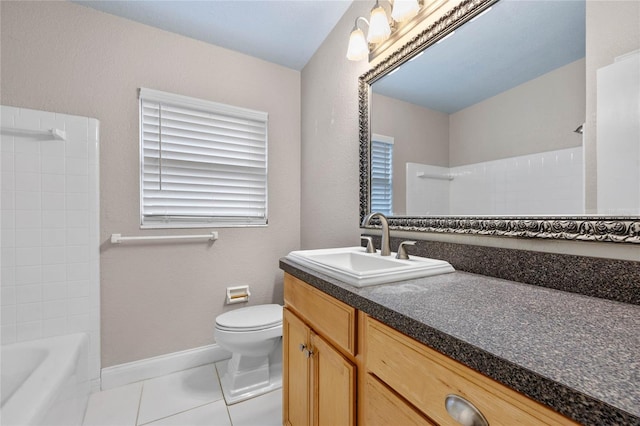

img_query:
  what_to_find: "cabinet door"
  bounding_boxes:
[283,308,311,426]
[364,315,578,426]
[363,373,435,426]
[311,332,356,426]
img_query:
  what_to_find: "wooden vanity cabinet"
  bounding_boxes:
[363,373,436,426]
[283,274,356,426]
[283,272,578,426]
[362,315,579,426]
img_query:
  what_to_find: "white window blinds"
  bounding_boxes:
[371,135,394,216]
[139,88,268,228]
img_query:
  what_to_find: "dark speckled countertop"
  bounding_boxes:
[280,258,640,426]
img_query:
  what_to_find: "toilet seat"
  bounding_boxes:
[215,304,282,332]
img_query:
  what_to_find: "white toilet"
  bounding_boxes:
[214,304,283,405]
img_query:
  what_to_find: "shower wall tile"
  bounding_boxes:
[15,284,42,304]
[1,247,16,266]
[43,317,67,337]
[0,106,100,382]
[42,265,66,282]
[15,247,41,266]
[1,267,15,287]
[407,147,584,215]
[42,282,67,301]
[1,305,16,324]
[1,325,16,344]
[16,320,42,341]
[42,229,65,246]
[15,229,41,247]
[1,286,16,305]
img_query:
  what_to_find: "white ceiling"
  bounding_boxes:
[72,0,354,71]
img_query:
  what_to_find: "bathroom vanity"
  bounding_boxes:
[280,259,640,426]
[283,273,357,426]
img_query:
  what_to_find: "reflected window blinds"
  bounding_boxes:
[371,136,393,216]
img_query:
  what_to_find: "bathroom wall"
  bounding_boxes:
[449,58,585,167]
[372,93,449,215]
[301,0,464,249]
[301,0,640,261]
[299,0,371,250]
[1,106,101,382]
[1,1,301,367]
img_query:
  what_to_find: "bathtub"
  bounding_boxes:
[1,333,90,426]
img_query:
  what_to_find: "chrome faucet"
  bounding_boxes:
[361,212,391,256]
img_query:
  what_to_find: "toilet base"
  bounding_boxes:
[215,340,282,405]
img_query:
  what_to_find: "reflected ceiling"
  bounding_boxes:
[373,0,586,113]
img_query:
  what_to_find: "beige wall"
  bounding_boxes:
[299,0,453,248]
[450,59,585,167]
[301,0,640,261]
[1,1,301,366]
[371,93,449,215]
[299,0,371,249]
[585,1,640,213]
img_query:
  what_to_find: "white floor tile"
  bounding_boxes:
[143,400,231,426]
[227,389,282,426]
[83,382,143,426]
[137,364,223,425]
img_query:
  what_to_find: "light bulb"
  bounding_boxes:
[391,0,420,22]
[346,27,369,61]
[367,3,391,44]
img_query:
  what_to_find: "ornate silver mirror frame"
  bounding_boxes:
[359,0,640,244]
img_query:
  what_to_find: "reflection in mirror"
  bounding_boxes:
[367,0,640,218]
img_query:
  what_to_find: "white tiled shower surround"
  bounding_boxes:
[1,105,100,383]
[407,146,584,215]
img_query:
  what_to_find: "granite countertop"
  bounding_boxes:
[280,258,640,426]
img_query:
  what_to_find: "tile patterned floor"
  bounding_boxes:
[83,364,282,426]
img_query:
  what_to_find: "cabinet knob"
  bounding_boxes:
[299,343,313,358]
[445,394,489,426]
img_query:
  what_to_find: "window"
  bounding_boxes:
[139,88,268,228]
[371,134,394,216]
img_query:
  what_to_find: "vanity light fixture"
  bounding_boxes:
[347,0,423,61]
[391,0,420,22]
[347,17,371,61]
[367,0,392,43]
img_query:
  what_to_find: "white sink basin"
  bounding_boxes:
[285,246,455,287]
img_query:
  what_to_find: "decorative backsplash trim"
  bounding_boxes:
[358,0,640,244]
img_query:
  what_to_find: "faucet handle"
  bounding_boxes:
[396,241,417,260]
[361,236,376,253]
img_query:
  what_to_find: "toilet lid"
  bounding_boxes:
[216,304,283,332]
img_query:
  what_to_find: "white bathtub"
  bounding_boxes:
[1,333,90,426]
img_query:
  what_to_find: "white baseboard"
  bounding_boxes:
[100,344,231,390]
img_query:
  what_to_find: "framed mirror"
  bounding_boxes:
[359,0,640,243]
